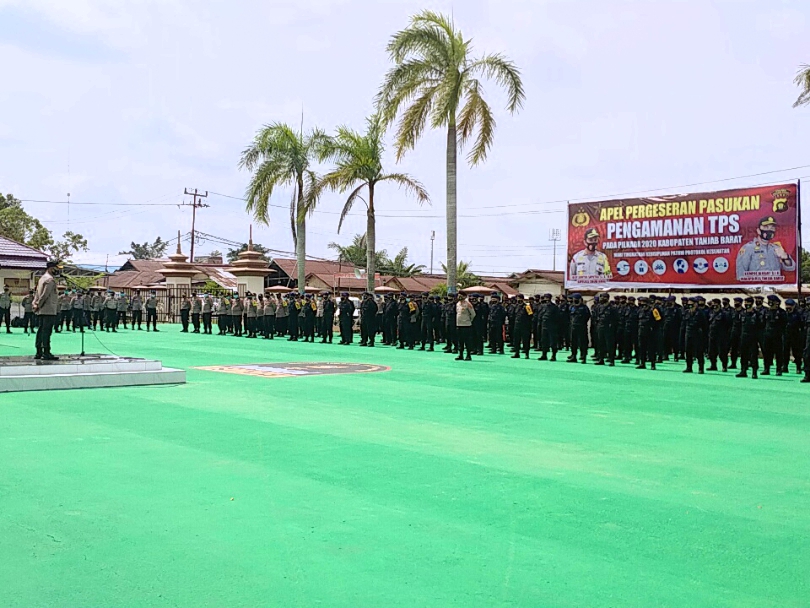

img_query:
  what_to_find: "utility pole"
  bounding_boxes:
[549,228,562,271]
[430,230,435,275]
[183,188,209,262]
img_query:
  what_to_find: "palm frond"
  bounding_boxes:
[378,173,431,205]
[457,79,496,165]
[338,183,368,233]
[794,65,810,108]
[465,53,525,113]
[393,85,437,160]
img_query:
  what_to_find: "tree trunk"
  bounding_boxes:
[366,183,376,293]
[296,179,306,294]
[446,119,458,293]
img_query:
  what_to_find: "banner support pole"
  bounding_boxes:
[797,179,803,301]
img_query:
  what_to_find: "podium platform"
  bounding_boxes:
[0,354,185,393]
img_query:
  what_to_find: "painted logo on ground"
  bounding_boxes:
[195,362,390,378]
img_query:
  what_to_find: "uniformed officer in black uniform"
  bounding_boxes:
[761,294,787,376]
[360,292,378,347]
[567,293,590,364]
[420,292,437,351]
[488,293,506,354]
[538,293,559,361]
[707,298,731,372]
[682,297,708,374]
[636,296,661,370]
[736,296,761,379]
[338,292,354,345]
[783,298,804,374]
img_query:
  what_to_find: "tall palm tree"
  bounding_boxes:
[239,123,327,293]
[376,10,524,294]
[441,260,481,289]
[312,114,429,292]
[793,64,810,107]
[328,233,389,268]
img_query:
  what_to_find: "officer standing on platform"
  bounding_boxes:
[338,292,354,344]
[736,296,761,379]
[33,260,61,360]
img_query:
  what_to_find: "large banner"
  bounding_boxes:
[565,183,799,289]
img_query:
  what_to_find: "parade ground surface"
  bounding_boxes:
[1,327,808,608]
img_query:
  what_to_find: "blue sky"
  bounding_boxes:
[1,0,809,274]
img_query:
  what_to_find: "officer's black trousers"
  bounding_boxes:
[597,327,615,363]
[637,326,656,365]
[276,316,287,336]
[784,333,803,372]
[339,317,353,344]
[105,308,117,330]
[202,312,212,333]
[570,325,588,361]
[708,330,728,369]
[233,315,243,336]
[147,309,157,330]
[457,325,473,358]
[540,324,558,355]
[287,317,298,340]
[191,312,200,332]
[685,332,705,371]
[729,330,741,365]
[23,312,34,332]
[803,330,810,379]
[761,332,784,372]
[35,314,56,355]
[739,333,759,373]
[266,316,276,338]
[72,309,85,331]
[623,325,638,361]
[132,310,143,328]
[0,307,10,331]
[361,318,376,345]
[118,310,128,328]
[488,324,504,353]
[513,322,531,356]
[444,323,457,352]
[180,309,189,332]
[322,317,332,342]
[421,321,434,348]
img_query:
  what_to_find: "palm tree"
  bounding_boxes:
[311,114,429,292]
[441,260,481,289]
[793,64,810,107]
[383,247,426,277]
[376,10,524,294]
[239,123,327,293]
[328,233,389,268]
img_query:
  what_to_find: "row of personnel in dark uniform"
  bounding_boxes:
[173,288,810,383]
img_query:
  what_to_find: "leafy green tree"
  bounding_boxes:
[441,260,482,289]
[312,114,429,291]
[239,123,328,293]
[48,231,88,261]
[429,282,449,298]
[119,237,169,259]
[377,10,524,293]
[0,194,88,260]
[226,243,270,263]
[383,247,426,277]
[801,249,810,283]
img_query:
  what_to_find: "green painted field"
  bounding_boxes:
[1,326,808,607]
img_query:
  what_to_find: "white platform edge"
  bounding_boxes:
[0,368,186,393]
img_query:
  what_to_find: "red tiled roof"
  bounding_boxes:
[271,257,357,278]
[511,269,565,283]
[0,235,48,270]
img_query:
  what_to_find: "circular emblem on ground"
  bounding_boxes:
[195,362,390,378]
